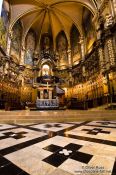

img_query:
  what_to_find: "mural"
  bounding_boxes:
[25,30,36,66]
[40,34,53,51]
[82,8,96,52]
[70,25,81,64]
[11,21,22,60]
[0,1,9,49]
[56,31,68,68]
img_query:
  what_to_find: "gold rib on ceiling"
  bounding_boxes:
[36,11,47,47]
[21,10,44,45]
[51,9,70,47]
[48,10,56,50]
[8,0,98,48]
[47,0,96,14]
[10,7,42,30]
[53,6,83,35]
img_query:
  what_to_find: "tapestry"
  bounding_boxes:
[82,8,96,52]
[25,30,36,66]
[70,25,81,64]
[56,31,68,68]
[11,21,22,60]
[0,1,9,49]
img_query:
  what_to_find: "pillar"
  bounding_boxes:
[20,45,25,65]
[111,0,116,18]
[109,0,115,18]
[67,49,72,67]
[80,37,85,61]
[106,37,115,67]
[6,31,12,56]
[98,45,105,73]
[55,52,60,68]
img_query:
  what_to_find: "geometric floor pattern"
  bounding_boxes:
[0,121,116,175]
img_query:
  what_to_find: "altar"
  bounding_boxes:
[33,57,65,109]
[36,85,59,109]
[36,99,59,109]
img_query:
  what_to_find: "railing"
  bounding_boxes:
[36,99,59,109]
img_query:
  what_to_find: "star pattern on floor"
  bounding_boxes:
[0,121,115,175]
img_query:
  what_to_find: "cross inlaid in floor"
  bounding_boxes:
[43,143,93,167]
[0,155,30,175]
[3,131,27,139]
[44,124,62,128]
[82,128,110,135]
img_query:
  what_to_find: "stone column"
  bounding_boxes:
[80,37,85,61]
[105,29,115,67]
[20,45,25,65]
[6,31,12,56]
[55,52,60,68]
[109,0,115,18]
[67,49,72,67]
[98,45,105,73]
[96,15,106,72]
[106,37,115,67]
[110,0,116,18]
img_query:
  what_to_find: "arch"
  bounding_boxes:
[10,20,23,61]
[24,29,36,66]
[70,24,81,64]
[51,0,97,15]
[22,9,44,46]
[51,9,70,48]
[70,24,80,55]
[53,6,83,36]
[56,30,68,52]
[9,7,41,31]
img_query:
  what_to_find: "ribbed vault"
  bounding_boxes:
[8,0,99,49]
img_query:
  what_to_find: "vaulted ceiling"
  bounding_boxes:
[6,0,100,48]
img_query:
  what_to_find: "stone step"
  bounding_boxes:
[0,110,115,123]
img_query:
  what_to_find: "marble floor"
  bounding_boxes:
[0,121,116,175]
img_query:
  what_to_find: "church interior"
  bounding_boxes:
[0,0,116,175]
[0,0,116,111]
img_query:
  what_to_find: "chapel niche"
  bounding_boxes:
[70,24,81,65]
[82,8,96,53]
[56,31,68,69]
[11,20,22,61]
[24,30,36,66]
